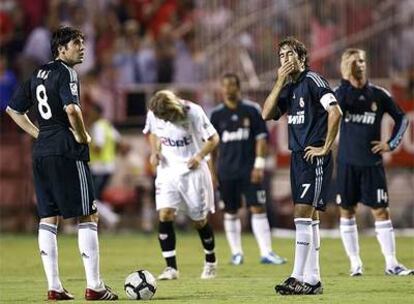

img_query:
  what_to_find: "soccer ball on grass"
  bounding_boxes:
[124,270,157,300]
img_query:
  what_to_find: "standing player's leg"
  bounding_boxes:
[303,210,322,293]
[364,165,413,275]
[339,206,363,276]
[220,179,244,265]
[39,216,75,300]
[193,218,217,279]
[246,182,286,265]
[372,207,414,275]
[33,157,74,300]
[337,163,363,276]
[157,208,180,280]
[302,154,333,294]
[50,157,117,300]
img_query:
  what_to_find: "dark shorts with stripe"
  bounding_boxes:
[336,162,388,209]
[218,177,266,212]
[33,156,97,219]
[290,151,333,211]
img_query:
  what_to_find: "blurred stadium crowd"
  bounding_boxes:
[0,0,413,232]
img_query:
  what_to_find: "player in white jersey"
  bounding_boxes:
[143,90,220,280]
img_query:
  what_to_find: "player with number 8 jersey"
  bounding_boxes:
[6,26,118,301]
[9,55,88,161]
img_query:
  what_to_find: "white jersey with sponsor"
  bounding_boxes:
[143,100,217,174]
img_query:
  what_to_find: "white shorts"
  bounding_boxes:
[154,162,215,221]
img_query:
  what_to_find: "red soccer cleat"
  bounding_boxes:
[85,285,118,301]
[47,288,75,301]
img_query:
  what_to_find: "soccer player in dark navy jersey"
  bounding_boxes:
[210,73,286,266]
[262,37,342,295]
[6,26,118,301]
[336,48,412,277]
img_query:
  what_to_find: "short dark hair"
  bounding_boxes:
[222,73,241,88]
[278,36,309,68]
[51,26,84,58]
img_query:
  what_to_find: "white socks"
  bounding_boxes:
[78,222,102,290]
[251,213,272,256]
[291,218,312,281]
[340,217,362,269]
[375,220,398,269]
[224,213,242,255]
[38,223,63,291]
[304,220,321,285]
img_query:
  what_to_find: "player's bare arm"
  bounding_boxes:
[304,104,342,162]
[251,138,266,183]
[149,133,162,167]
[209,147,219,188]
[187,133,219,170]
[65,104,91,144]
[262,62,294,120]
[6,106,39,139]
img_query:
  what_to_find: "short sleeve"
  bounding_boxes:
[194,106,217,140]
[8,79,33,114]
[306,72,337,110]
[143,110,155,134]
[58,67,80,108]
[250,104,268,140]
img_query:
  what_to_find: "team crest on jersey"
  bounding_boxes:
[70,82,78,95]
[336,194,341,205]
[243,118,250,127]
[231,114,238,121]
[371,102,377,112]
[299,97,305,108]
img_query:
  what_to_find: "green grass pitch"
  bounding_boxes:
[0,233,413,303]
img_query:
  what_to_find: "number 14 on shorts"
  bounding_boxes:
[377,189,388,203]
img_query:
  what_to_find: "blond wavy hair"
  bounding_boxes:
[148,90,186,122]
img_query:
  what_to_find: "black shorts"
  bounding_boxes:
[290,151,333,211]
[33,156,97,219]
[336,162,388,209]
[218,178,266,212]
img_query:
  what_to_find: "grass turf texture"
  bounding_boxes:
[0,233,413,303]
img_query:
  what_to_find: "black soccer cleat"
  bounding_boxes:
[300,281,323,295]
[274,277,304,295]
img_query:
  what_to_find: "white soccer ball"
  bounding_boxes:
[124,270,157,300]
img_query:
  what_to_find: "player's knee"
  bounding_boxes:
[192,218,207,229]
[40,216,59,226]
[159,208,175,222]
[294,203,314,218]
[250,205,265,214]
[340,207,356,219]
[372,207,389,221]
[79,212,99,223]
[224,208,238,215]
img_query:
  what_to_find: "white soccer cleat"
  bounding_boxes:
[230,253,244,265]
[350,265,363,277]
[157,267,179,280]
[385,264,414,276]
[260,252,287,265]
[201,261,217,279]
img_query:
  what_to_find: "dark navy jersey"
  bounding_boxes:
[8,59,89,160]
[210,99,268,180]
[273,69,337,152]
[335,79,408,166]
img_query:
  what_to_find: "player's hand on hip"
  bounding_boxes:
[304,146,328,163]
[187,154,202,170]
[371,141,390,154]
[150,152,161,167]
[251,168,264,183]
[70,128,91,144]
